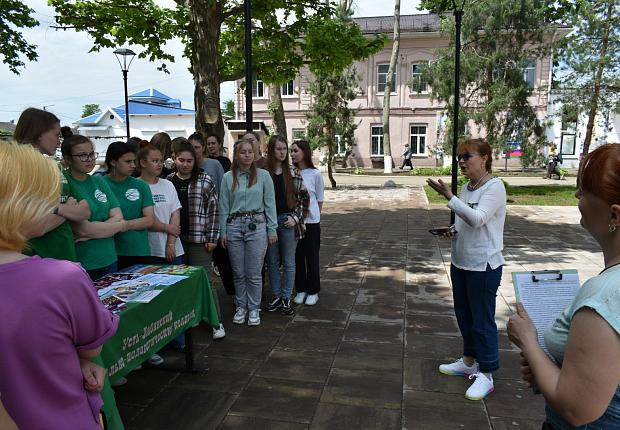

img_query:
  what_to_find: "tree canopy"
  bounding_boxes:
[420,0,558,167]
[1,0,39,74]
[554,0,619,156]
[49,0,334,138]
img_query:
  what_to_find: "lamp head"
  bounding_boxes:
[113,48,137,71]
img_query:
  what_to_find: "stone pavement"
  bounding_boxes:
[114,186,601,430]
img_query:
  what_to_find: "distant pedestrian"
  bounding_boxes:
[401,143,413,170]
[291,139,324,306]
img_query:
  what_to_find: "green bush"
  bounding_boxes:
[353,167,364,175]
[409,166,452,176]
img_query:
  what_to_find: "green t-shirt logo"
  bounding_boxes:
[125,188,140,201]
[95,189,108,203]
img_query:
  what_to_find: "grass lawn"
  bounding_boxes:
[424,185,578,206]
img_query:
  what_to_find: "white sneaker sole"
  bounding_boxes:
[247,319,260,326]
[438,368,476,377]
[465,387,494,401]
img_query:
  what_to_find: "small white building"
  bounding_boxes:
[74,88,197,156]
[546,91,620,168]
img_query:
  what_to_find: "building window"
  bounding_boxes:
[371,125,384,156]
[560,110,577,155]
[335,135,346,155]
[410,63,428,93]
[292,128,305,140]
[377,64,396,94]
[522,59,536,88]
[410,125,427,155]
[281,80,295,96]
[252,79,265,98]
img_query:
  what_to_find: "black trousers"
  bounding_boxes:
[401,158,413,169]
[212,244,236,295]
[295,223,321,294]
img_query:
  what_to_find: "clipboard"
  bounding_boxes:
[512,269,580,354]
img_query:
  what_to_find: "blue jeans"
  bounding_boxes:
[450,263,502,373]
[544,386,620,429]
[227,213,268,311]
[266,213,298,299]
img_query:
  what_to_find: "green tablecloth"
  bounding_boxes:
[99,266,220,430]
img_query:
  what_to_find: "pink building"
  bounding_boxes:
[232,14,566,168]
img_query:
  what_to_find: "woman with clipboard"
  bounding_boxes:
[427,138,507,401]
[508,144,620,429]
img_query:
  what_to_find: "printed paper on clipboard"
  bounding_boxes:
[512,270,580,355]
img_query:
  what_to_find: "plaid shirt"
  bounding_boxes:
[167,172,219,244]
[289,166,310,239]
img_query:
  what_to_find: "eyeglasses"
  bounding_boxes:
[71,152,98,162]
[457,153,479,161]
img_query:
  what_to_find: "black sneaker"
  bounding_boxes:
[265,297,282,312]
[281,298,294,315]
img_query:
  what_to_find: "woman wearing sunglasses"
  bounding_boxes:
[427,138,506,401]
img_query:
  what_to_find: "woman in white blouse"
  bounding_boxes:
[427,138,506,401]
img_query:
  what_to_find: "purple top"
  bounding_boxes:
[0,257,119,429]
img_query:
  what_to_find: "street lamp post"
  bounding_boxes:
[113,48,137,140]
[244,0,253,133]
[450,0,465,225]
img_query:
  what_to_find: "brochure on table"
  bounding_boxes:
[94,267,191,311]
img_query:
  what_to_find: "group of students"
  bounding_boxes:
[12,108,326,331]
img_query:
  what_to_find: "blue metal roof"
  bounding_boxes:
[129,88,172,100]
[76,98,194,124]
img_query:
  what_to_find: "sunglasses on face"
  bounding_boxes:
[457,153,479,161]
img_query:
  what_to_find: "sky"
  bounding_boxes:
[1,0,422,124]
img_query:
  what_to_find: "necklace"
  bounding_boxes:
[467,172,490,192]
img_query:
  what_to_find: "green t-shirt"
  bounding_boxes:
[25,169,81,261]
[64,171,119,270]
[103,176,154,257]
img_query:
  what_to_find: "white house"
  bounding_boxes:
[546,91,620,168]
[74,88,197,156]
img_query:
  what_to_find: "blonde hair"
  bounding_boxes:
[231,139,257,192]
[0,142,61,251]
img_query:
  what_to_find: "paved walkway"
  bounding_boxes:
[115,187,600,430]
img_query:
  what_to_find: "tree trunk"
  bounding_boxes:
[188,0,225,140]
[325,125,337,188]
[382,0,400,174]
[268,84,287,139]
[581,0,613,158]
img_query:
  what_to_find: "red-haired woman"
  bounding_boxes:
[264,135,310,315]
[508,144,620,428]
[427,138,506,401]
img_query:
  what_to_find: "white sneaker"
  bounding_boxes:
[465,372,494,400]
[438,358,478,376]
[293,292,307,305]
[247,309,261,326]
[305,294,319,306]
[148,354,164,366]
[212,323,226,340]
[233,307,247,324]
